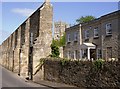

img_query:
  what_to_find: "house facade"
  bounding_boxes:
[63,25,82,60]
[64,10,120,61]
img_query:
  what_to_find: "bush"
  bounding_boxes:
[93,59,104,70]
[60,58,70,66]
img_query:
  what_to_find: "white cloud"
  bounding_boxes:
[11,8,35,17]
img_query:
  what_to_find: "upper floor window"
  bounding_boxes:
[74,32,78,41]
[85,30,89,40]
[67,34,71,43]
[106,23,112,36]
[94,27,99,38]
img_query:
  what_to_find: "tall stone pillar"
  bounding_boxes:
[20,18,30,78]
[33,1,53,81]
[12,32,16,72]
[14,27,21,74]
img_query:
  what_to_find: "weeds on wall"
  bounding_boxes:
[34,58,45,75]
[60,58,70,66]
[93,59,105,70]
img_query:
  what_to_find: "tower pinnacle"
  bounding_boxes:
[45,0,50,3]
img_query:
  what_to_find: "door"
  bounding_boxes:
[90,49,96,60]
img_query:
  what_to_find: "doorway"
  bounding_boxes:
[90,49,96,60]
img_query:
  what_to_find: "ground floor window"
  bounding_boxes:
[67,50,79,59]
[67,51,71,59]
[74,50,78,59]
[82,49,87,59]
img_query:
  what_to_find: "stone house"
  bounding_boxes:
[1,0,53,80]
[64,10,120,61]
[63,24,82,60]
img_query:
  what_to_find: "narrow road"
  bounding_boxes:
[1,66,52,89]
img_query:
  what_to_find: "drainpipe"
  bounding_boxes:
[79,24,82,59]
[101,35,104,59]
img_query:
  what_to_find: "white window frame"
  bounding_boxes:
[85,30,89,40]
[74,50,78,59]
[94,27,99,38]
[68,51,71,59]
[106,23,112,36]
[67,34,71,43]
[74,32,78,41]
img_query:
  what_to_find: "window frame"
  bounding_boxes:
[85,30,89,40]
[74,50,78,59]
[74,32,78,41]
[67,34,71,43]
[94,27,99,38]
[68,51,71,59]
[106,23,112,36]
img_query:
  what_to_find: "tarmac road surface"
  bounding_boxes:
[1,65,52,89]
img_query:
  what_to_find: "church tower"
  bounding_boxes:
[45,0,50,3]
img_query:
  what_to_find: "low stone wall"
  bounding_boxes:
[34,59,120,88]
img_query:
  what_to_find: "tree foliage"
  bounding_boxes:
[76,15,96,24]
[50,39,60,58]
[59,33,66,47]
[50,33,66,58]
[54,33,66,47]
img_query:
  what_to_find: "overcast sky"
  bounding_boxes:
[0,1,119,44]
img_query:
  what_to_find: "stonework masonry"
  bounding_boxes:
[0,1,53,80]
[34,59,120,88]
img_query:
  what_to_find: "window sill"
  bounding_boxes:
[67,41,71,44]
[74,40,78,42]
[94,36,99,39]
[106,34,112,37]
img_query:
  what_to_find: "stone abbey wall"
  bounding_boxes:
[35,59,120,88]
[0,1,53,79]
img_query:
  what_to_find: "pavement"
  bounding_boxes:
[1,66,51,89]
[32,80,80,89]
[1,65,80,89]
